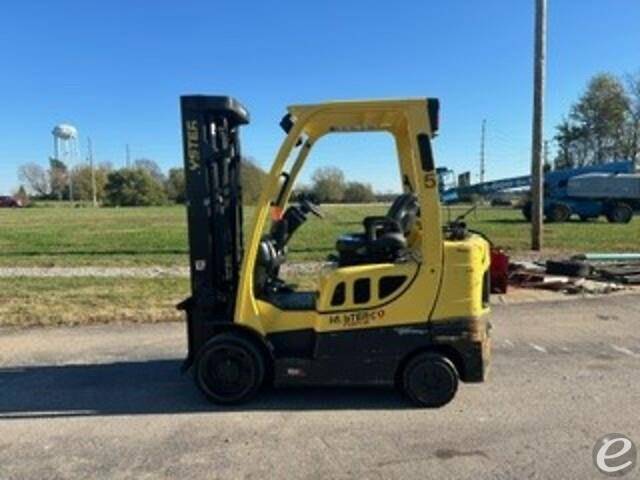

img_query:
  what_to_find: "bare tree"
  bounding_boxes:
[134,158,165,183]
[49,158,69,200]
[343,181,375,203]
[624,71,640,164]
[311,166,346,203]
[18,162,49,196]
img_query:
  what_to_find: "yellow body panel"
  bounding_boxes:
[254,262,419,333]
[432,236,491,321]
[233,98,489,338]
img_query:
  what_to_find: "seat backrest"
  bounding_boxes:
[386,193,419,235]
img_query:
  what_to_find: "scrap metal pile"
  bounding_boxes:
[508,253,640,295]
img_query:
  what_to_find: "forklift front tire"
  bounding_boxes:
[401,352,459,408]
[195,333,265,405]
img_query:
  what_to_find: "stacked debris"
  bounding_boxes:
[508,254,640,295]
[596,264,640,285]
[572,253,640,285]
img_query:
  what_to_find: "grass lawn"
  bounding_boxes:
[0,277,189,327]
[457,206,640,254]
[0,206,188,267]
[1,204,638,268]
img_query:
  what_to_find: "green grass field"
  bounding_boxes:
[0,204,638,268]
[0,277,188,327]
[1,204,638,327]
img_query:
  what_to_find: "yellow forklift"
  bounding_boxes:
[179,95,491,407]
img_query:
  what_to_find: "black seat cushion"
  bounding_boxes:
[335,194,416,266]
[371,232,407,253]
[335,233,367,254]
[336,232,406,254]
[335,231,407,266]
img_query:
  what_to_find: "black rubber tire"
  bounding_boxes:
[606,203,633,224]
[401,352,459,408]
[546,260,591,278]
[546,203,571,223]
[195,333,265,405]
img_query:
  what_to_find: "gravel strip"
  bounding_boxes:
[0,262,330,278]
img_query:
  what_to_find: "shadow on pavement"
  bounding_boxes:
[0,359,408,419]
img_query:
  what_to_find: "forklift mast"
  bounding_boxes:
[180,96,250,320]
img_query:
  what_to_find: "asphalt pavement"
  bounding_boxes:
[1,294,639,479]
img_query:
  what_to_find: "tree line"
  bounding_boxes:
[17,159,377,206]
[296,167,376,203]
[17,157,269,206]
[553,71,640,169]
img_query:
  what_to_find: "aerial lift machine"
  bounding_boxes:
[179,95,492,407]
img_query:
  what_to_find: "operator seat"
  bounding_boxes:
[335,193,419,266]
[254,236,317,310]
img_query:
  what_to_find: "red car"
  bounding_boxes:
[0,196,22,208]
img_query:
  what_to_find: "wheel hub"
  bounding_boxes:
[215,359,241,384]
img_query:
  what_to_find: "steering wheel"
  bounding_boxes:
[299,197,324,218]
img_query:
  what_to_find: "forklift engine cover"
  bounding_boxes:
[179,95,491,407]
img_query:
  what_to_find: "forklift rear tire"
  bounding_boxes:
[195,333,265,405]
[401,352,459,408]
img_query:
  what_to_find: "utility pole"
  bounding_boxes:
[530,0,547,251]
[126,144,131,168]
[480,119,486,184]
[88,137,98,207]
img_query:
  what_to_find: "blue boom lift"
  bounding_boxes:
[440,160,638,223]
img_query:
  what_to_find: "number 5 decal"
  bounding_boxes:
[423,172,437,189]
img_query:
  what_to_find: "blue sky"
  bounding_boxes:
[1,0,639,194]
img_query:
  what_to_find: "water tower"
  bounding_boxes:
[52,124,80,201]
